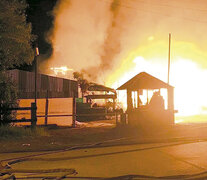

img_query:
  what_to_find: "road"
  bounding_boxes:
[1,139,207,179]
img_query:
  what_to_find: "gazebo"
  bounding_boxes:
[117,72,174,128]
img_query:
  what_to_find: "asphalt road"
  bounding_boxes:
[1,140,207,179]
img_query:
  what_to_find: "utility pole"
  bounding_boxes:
[34,46,39,105]
[168,33,171,84]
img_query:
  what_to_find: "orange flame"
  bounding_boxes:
[105,38,207,119]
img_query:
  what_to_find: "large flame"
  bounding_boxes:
[105,37,207,119]
[45,0,207,123]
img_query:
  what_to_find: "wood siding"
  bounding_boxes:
[6,70,78,99]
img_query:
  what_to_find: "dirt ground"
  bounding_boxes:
[1,119,207,153]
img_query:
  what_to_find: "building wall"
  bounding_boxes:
[6,70,78,99]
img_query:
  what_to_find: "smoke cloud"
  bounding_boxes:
[86,0,122,80]
[43,0,207,82]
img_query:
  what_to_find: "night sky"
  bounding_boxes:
[19,0,57,70]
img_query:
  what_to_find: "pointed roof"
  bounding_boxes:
[117,72,173,90]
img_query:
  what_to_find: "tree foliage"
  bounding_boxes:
[0,0,34,124]
[0,0,34,70]
[73,72,89,97]
[0,72,18,125]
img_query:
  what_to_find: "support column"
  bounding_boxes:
[147,90,149,105]
[137,90,140,108]
[127,89,132,111]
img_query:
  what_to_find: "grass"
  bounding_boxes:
[0,125,49,139]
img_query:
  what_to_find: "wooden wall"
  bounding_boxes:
[6,70,78,99]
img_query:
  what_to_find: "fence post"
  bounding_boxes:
[72,97,76,128]
[31,102,37,129]
[45,90,49,125]
[0,103,2,123]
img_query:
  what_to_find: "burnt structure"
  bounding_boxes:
[86,83,117,110]
[76,83,117,122]
[6,70,78,99]
[117,72,174,128]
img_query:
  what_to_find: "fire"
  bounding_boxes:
[50,66,73,76]
[105,38,207,119]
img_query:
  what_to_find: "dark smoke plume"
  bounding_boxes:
[84,0,123,81]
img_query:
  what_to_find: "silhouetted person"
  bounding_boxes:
[149,91,164,110]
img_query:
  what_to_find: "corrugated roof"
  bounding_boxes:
[117,72,173,90]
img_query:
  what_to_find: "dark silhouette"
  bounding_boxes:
[117,72,175,128]
[149,91,165,110]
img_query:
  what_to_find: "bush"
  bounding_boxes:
[0,72,18,125]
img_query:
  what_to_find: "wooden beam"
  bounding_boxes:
[127,90,132,111]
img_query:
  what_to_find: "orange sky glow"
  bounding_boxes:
[43,0,207,122]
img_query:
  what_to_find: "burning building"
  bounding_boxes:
[117,72,175,128]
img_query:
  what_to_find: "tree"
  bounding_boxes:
[73,72,89,97]
[0,0,34,70]
[0,0,34,124]
[0,73,18,125]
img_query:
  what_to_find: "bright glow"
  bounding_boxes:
[148,36,154,41]
[175,119,184,124]
[50,66,73,75]
[105,39,207,121]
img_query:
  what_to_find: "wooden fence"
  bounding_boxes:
[0,100,125,128]
[0,103,37,128]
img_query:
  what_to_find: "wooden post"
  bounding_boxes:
[34,46,39,105]
[45,90,49,125]
[72,97,76,128]
[137,90,140,108]
[147,90,149,104]
[31,102,37,129]
[133,92,136,108]
[0,103,2,122]
[127,90,132,111]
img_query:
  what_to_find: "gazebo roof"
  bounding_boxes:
[117,72,173,90]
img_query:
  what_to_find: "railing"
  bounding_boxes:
[0,103,37,128]
[0,98,125,128]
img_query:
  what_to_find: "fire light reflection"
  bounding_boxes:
[105,39,207,122]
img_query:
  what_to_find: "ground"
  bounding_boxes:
[1,120,207,153]
[1,120,207,179]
